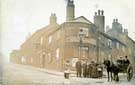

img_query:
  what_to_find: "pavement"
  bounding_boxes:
[2,63,135,85]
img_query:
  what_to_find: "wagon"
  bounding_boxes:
[88,63,103,78]
[117,60,133,81]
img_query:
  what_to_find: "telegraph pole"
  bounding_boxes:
[96,30,100,63]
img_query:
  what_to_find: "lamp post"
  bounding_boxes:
[96,30,101,63]
[79,29,85,61]
[109,42,112,63]
[108,40,112,63]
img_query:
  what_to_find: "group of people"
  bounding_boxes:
[64,56,131,80]
[117,56,130,66]
[75,60,102,78]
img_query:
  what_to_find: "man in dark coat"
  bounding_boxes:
[124,56,130,66]
[82,61,87,77]
[87,62,94,78]
[75,60,82,77]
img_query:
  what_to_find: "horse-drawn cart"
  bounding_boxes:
[104,59,133,81]
[117,60,133,81]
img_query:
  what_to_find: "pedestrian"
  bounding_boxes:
[64,60,71,79]
[64,68,70,79]
[75,60,82,77]
[87,63,91,78]
[82,61,87,78]
[124,56,130,66]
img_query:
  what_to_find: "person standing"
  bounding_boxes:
[124,56,130,66]
[82,61,87,77]
[75,60,82,77]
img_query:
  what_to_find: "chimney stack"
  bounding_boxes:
[66,0,75,21]
[94,9,105,32]
[124,29,128,35]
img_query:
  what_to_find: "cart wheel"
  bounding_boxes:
[127,65,133,81]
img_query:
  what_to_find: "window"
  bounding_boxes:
[34,42,40,49]
[82,47,88,57]
[48,36,52,44]
[56,48,60,60]
[108,40,112,48]
[80,27,89,37]
[116,43,120,49]
[40,36,44,45]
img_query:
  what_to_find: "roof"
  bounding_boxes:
[99,31,126,46]
[127,36,135,44]
[72,16,93,24]
[21,24,60,47]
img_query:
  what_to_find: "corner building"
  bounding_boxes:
[10,0,134,71]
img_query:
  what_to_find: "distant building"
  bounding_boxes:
[107,19,135,64]
[10,0,134,71]
[10,50,21,64]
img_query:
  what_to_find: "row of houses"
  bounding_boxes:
[10,0,135,71]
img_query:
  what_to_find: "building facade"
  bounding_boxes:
[10,0,134,71]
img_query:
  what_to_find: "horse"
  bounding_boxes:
[103,59,120,82]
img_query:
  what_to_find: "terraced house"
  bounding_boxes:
[10,0,135,71]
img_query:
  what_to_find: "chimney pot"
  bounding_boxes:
[95,12,97,16]
[98,10,100,16]
[116,19,118,22]
[101,10,104,16]
[113,19,115,22]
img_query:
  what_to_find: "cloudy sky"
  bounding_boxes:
[1,0,135,61]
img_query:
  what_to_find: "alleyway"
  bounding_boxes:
[2,63,135,85]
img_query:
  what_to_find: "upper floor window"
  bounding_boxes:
[80,27,89,37]
[108,39,112,48]
[116,43,120,49]
[48,35,52,44]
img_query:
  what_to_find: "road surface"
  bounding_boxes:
[2,63,135,85]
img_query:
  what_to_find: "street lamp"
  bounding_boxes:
[79,29,85,61]
[108,40,112,63]
[96,30,101,63]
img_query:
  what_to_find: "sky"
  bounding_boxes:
[1,0,135,62]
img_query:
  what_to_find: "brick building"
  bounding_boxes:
[10,0,134,71]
